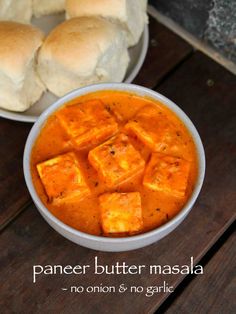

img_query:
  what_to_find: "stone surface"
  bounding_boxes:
[204,0,236,63]
[150,0,236,64]
[150,0,212,37]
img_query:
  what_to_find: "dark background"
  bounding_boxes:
[150,0,236,65]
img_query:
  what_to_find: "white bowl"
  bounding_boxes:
[23,83,205,252]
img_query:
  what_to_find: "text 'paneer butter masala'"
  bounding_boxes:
[31,91,198,237]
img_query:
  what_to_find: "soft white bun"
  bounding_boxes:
[66,0,148,46]
[0,22,45,112]
[0,0,32,24]
[38,17,130,97]
[33,0,65,17]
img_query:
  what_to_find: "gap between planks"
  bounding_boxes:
[155,220,236,314]
[0,199,32,234]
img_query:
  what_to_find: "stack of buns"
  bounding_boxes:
[38,17,130,97]
[66,0,148,47]
[0,0,148,112]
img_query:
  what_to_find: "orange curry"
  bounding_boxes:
[31,91,198,237]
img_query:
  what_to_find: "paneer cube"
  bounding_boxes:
[37,152,90,204]
[88,134,145,187]
[143,153,190,197]
[99,192,143,234]
[125,105,184,155]
[56,99,118,149]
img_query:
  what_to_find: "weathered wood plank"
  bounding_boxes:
[0,199,234,313]
[164,230,236,314]
[134,16,192,88]
[0,119,31,230]
[0,52,236,313]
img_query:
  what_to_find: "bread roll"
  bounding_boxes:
[0,0,32,24]
[66,0,148,46]
[0,22,45,112]
[38,17,130,97]
[33,0,65,17]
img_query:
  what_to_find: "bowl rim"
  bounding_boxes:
[23,83,206,244]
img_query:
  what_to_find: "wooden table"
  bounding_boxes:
[0,16,235,314]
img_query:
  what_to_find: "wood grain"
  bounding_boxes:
[164,230,236,314]
[0,119,31,229]
[0,52,235,313]
[134,16,192,88]
[0,16,192,230]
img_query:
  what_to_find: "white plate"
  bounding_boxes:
[0,14,149,123]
